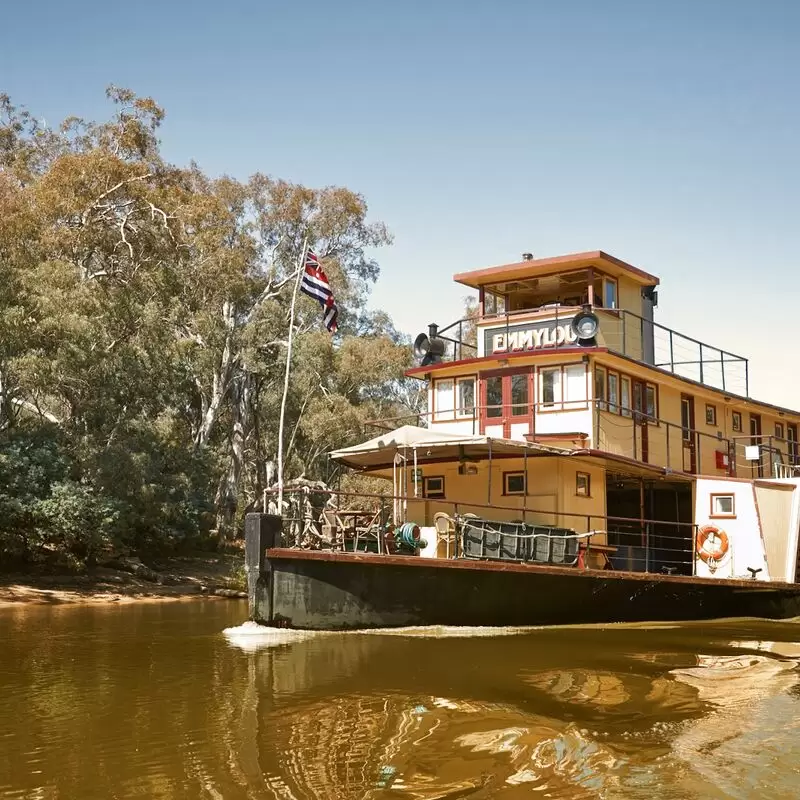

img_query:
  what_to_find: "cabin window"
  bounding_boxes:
[423,476,445,499]
[775,422,785,440]
[603,279,618,310]
[645,384,657,421]
[594,367,607,411]
[563,364,588,408]
[732,411,742,432]
[710,493,735,518]
[510,374,529,416]
[540,367,561,409]
[576,471,591,497]
[620,376,631,417]
[788,424,799,464]
[608,372,619,413]
[485,376,503,418]
[456,377,475,418]
[433,379,454,421]
[705,404,717,426]
[503,471,526,495]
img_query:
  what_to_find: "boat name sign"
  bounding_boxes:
[487,317,580,354]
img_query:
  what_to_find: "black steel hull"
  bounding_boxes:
[251,548,800,630]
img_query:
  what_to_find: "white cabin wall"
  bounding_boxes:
[694,479,769,580]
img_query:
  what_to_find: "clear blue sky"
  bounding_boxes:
[3,1,799,405]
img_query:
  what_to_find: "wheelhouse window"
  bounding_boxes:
[603,278,618,310]
[503,471,526,495]
[540,367,562,409]
[422,476,445,499]
[485,376,503,418]
[705,404,717,426]
[456,377,475,418]
[484,290,507,315]
[576,471,591,497]
[732,411,742,432]
[775,422,784,440]
[433,379,454,421]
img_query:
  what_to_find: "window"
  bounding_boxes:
[422,476,445,499]
[485,376,502,418]
[645,384,657,421]
[540,367,562,409]
[510,374,529,417]
[433,379,454,421]
[603,279,618,310]
[732,411,742,432]
[620,376,631,417]
[608,372,619,413]
[775,422,785,440]
[576,472,591,497]
[563,364,588,408]
[705,404,717,426]
[710,493,735,518]
[484,291,506,315]
[594,367,607,411]
[503,471,526,495]
[456,377,475,418]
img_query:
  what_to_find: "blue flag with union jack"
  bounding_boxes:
[299,249,338,333]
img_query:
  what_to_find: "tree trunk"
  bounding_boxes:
[214,369,253,539]
[194,300,235,448]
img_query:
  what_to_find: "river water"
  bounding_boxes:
[2,602,800,799]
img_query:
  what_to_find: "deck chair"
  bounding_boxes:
[433,512,457,559]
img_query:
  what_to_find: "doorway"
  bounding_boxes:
[750,413,763,477]
[605,475,694,575]
[480,369,532,438]
[680,394,696,473]
[632,380,649,463]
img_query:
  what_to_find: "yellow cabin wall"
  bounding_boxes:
[400,457,606,539]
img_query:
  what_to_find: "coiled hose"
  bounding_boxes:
[394,522,428,551]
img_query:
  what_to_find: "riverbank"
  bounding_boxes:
[0,553,246,607]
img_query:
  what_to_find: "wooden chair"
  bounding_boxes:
[433,512,457,559]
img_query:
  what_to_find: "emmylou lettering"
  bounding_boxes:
[492,324,578,354]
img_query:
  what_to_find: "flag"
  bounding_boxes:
[300,249,338,332]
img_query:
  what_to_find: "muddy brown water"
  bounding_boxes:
[2,602,800,799]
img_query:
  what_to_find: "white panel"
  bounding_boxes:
[534,409,593,437]
[484,424,504,438]
[429,420,479,436]
[509,422,530,441]
[434,379,454,420]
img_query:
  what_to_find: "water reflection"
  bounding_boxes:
[2,606,800,799]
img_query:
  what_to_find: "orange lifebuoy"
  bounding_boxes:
[696,524,729,563]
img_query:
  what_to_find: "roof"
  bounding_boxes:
[453,250,660,290]
[328,425,567,470]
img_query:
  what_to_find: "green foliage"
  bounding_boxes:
[0,86,419,562]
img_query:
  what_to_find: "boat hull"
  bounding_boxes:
[253,547,800,630]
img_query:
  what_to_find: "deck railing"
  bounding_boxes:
[266,487,698,577]
[429,304,749,395]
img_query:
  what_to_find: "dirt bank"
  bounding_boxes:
[0,553,246,607]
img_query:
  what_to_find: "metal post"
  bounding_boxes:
[720,351,726,391]
[487,438,493,504]
[622,312,627,354]
[640,479,648,572]
[669,330,674,373]
[699,343,704,385]
[745,360,749,397]
[666,421,671,470]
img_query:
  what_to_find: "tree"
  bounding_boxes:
[0,86,416,559]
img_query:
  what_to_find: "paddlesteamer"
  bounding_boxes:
[247,251,800,629]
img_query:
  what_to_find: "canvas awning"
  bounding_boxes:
[328,425,568,471]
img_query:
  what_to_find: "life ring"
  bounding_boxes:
[696,524,729,563]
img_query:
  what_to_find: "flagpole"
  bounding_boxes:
[276,236,308,515]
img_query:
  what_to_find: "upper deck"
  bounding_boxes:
[419,250,749,397]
